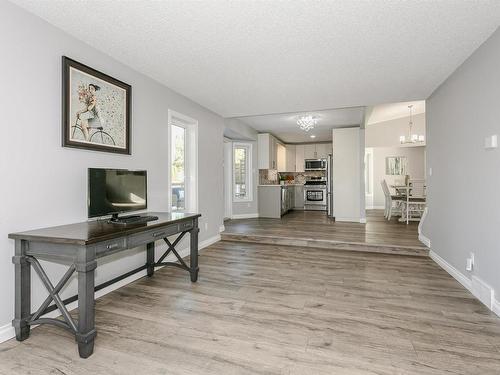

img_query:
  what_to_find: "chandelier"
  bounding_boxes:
[297,115,317,132]
[400,105,424,144]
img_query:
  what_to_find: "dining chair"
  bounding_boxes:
[381,180,403,220]
[401,180,426,224]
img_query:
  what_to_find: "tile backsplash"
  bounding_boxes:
[259,169,325,185]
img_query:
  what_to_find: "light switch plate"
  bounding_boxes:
[484,134,498,149]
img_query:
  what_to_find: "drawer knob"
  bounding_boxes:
[106,243,119,250]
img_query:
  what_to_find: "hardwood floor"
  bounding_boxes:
[222,209,428,256]
[1,241,500,374]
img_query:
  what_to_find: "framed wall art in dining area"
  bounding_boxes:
[385,156,407,175]
[62,56,131,154]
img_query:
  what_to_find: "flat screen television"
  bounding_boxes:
[88,168,147,219]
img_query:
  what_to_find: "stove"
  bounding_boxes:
[304,177,327,210]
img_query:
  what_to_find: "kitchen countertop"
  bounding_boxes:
[258,184,304,187]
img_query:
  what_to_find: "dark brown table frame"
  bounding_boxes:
[9,212,200,358]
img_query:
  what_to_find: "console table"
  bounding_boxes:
[8,212,200,358]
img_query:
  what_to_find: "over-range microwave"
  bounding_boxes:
[305,159,327,171]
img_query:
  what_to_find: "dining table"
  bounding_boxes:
[390,183,426,224]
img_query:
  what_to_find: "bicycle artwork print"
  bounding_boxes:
[62,56,131,154]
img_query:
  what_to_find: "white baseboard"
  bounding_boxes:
[418,234,431,248]
[231,213,259,219]
[0,234,221,344]
[0,323,15,344]
[493,298,500,317]
[471,275,494,310]
[429,250,471,290]
[219,224,225,233]
[359,218,367,224]
[366,205,385,210]
[429,250,499,317]
[335,217,362,223]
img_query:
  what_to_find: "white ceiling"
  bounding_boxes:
[235,107,365,143]
[367,100,425,125]
[13,0,500,118]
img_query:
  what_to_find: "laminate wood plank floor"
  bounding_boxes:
[1,240,500,374]
[223,210,428,256]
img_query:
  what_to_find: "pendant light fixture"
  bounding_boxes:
[400,105,424,144]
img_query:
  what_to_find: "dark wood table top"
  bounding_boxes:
[8,212,201,245]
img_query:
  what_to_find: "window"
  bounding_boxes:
[168,110,198,212]
[171,124,186,210]
[233,142,252,201]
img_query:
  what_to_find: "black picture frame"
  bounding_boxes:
[62,56,131,155]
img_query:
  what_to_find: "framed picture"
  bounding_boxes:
[385,156,407,175]
[62,56,131,154]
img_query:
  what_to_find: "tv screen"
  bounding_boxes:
[88,168,147,218]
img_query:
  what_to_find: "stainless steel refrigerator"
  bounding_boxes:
[326,153,334,218]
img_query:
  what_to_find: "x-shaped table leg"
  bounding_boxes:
[27,257,78,333]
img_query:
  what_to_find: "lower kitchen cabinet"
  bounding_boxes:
[258,185,305,218]
[294,185,304,209]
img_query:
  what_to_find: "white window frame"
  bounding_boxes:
[232,142,253,202]
[224,138,233,219]
[168,110,198,213]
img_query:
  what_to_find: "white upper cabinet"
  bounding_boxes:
[304,144,316,159]
[258,133,278,170]
[277,143,287,172]
[285,144,296,172]
[315,143,327,159]
[295,145,305,172]
[259,138,333,171]
[315,143,333,159]
[304,143,331,159]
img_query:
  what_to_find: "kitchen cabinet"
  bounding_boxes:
[294,185,304,209]
[295,145,305,172]
[277,143,287,172]
[258,184,304,218]
[304,144,316,159]
[303,143,333,160]
[258,133,278,170]
[285,145,296,172]
[317,142,333,158]
[315,143,327,159]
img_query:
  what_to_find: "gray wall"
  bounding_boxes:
[371,146,426,208]
[0,1,224,335]
[424,27,500,303]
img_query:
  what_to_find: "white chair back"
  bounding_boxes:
[381,179,390,197]
[409,179,426,198]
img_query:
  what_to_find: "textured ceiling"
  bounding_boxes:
[235,107,365,143]
[12,0,500,117]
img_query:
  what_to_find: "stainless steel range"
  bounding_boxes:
[304,176,327,211]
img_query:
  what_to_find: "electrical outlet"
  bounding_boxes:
[429,167,433,176]
[204,222,208,231]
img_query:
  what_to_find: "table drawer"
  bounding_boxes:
[179,220,194,231]
[128,224,180,247]
[95,237,128,256]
